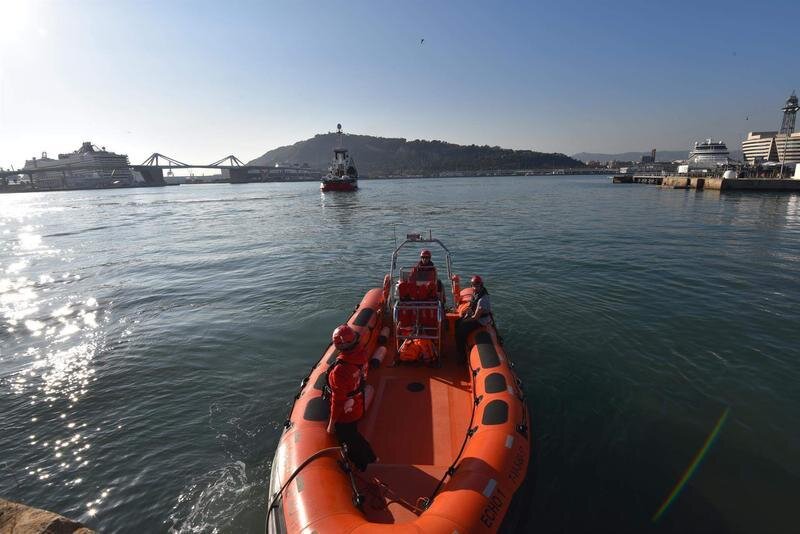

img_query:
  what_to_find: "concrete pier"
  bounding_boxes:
[613,175,663,185]
[661,176,800,191]
[613,175,800,192]
[0,498,93,533]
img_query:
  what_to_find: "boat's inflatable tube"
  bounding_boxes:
[269,289,385,532]
[450,326,530,531]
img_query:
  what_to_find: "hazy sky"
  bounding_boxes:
[0,0,797,168]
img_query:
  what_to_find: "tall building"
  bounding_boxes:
[741,92,800,165]
[639,148,657,164]
[741,131,800,164]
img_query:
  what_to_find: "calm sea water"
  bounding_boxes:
[1,176,799,533]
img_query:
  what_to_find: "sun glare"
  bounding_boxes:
[0,0,33,42]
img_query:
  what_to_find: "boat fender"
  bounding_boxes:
[369,346,386,369]
[378,326,390,345]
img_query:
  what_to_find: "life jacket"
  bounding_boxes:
[466,287,493,323]
[398,338,436,362]
[324,351,368,423]
[409,265,439,301]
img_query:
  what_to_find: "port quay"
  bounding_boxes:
[612,173,800,191]
[612,92,800,192]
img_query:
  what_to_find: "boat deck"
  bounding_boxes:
[357,329,472,523]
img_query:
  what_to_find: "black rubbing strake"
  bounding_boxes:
[303,396,330,421]
[353,308,375,327]
[481,399,509,425]
[326,350,340,365]
[313,373,328,390]
[485,373,507,394]
[475,332,500,368]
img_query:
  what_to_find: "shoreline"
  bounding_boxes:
[1,172,614,194]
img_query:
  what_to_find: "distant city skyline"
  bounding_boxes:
[0,0,797,169]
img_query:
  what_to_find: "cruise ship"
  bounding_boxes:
[687,139,732,169]
[23,142,135,190]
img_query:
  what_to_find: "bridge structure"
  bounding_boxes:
[138,152,249,170]
[134,152,322,183]
[0,152,324,187]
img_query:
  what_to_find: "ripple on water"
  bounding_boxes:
[1,180,799,533]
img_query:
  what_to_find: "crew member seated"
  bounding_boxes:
[455,275,492,364]
[326,324,376,472]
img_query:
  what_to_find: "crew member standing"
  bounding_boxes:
[417,249,434,268]
[326,324,377,471]
[455,275,492,363]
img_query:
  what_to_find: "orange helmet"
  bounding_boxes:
[332,324,358,349]
[420,249,431,259]
[470,275,483,286]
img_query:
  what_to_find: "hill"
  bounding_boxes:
[249,132,583,175]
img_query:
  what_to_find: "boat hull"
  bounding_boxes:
[320,179,358,192]
[268,287,530,533]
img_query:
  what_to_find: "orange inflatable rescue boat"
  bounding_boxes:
[267,233,530,533]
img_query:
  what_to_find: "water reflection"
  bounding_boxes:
[1,199,107,516]
[2,180,800,531]
[319,190,361,228]
[786,194,800,226]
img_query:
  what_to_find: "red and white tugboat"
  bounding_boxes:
[320,123,359,192]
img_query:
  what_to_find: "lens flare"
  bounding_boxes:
[652,407,730,522]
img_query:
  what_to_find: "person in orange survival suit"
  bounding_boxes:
[411,249,446,307]
[326,324,377,471]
